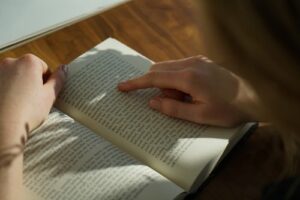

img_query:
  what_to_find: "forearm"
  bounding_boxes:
[0,155,24,200]
[0,125,26,200]
[0,55,65,200]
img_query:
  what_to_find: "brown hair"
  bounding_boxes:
[196,0,300,174]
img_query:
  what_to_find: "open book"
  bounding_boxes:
[24,38,255,200]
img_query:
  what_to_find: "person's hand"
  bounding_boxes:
[118,56,256,127]
[0,54,65,200]
[0,54,66,146]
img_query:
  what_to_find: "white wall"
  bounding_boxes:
[0,0,127,49]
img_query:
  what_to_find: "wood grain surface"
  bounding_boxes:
[0,0,286,199]
[0,0,204,70]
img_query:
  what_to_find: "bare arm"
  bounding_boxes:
[0,54,65,200]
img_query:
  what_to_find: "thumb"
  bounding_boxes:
[43,65,67,107]
[149,96,202,123]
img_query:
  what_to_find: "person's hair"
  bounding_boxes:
[196,0,300,174]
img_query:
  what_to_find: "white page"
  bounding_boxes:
[0,0,128,50]
[24,110,183,200]
[56,38,253,190]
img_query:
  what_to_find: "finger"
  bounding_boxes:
[118,71,191,94]
[149,97,205,123]
[0,57,17,65]
[149,97,239,127]
[43,65,67,108]
[39,58,49,74]
[18,54,49,74]
[160,89,185,101]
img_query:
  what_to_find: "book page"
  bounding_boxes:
[56,38,252,191]
[24,110,183,200]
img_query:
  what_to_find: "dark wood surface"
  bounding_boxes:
[0,0,286,199]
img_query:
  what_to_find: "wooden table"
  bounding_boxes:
[0,0,287,199]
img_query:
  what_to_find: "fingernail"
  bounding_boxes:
[149,98,161,110]
[59,64,68,77]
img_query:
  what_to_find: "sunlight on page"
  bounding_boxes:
[54,38,249,191]
[24,110,183,200]
[175,137,228,168]
[88,92,107,105]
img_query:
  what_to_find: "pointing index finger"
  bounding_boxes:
[118,70,190,93]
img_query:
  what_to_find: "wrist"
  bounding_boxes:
[0,121,28,147]
[0,123,26,168]
[234,76,262,122]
